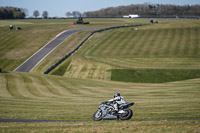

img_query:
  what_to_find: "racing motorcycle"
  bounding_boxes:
[93,101,134,121]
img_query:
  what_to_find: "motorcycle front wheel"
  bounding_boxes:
[119,108,133,120]
[93,109,102,121]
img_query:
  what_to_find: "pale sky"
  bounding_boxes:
[0,0,200,17]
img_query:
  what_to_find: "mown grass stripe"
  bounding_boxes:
[134,30,152,56]
[30,76,58,97]
[194,28,200,55]
[5,74,24,97]
[14,73,36,98]
[43,79,67,96]
[173,29,183,56]
[142,30,159,56]
[46,78,73,96]
[130,31,148,56]
[0,74,12,97]
[177,29,186,56]
[35,75,64,96]
[164,29,177,56]
[159,29,171,57]
[123,30,142,56]
[190,28,199,56]
[53,79,76,96]
[89,31,116,56]
[149,29,165,56]
[169,29,180,56]
[109,31,131,57]
[19,73,47,97]
[183,28,191,55]
[58,79,82,95]
[100,31,122,56]
[0,31,16,50]
[112,31,133,57]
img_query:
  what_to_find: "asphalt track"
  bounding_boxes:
[0,118,200,122]
[14,27,104,72]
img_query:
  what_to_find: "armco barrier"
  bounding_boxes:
[44,24,146,74]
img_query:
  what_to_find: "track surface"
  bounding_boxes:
[14,27,103,72]
[0,118,200,122]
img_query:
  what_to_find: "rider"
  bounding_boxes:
[107,93,126,112]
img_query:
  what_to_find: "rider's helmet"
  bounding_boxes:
[114,93,120,98]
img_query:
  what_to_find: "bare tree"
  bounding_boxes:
[21,8,29,17]
[42,11,48,19]
[33,10,40,18]
[65,12,72,17]
[72,11,81,18]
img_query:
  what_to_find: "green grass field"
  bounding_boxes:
[0,18,148,72]
[51,19,200,82]
[0,121,199,133]
[0,18,200,132]
[0,72,200,132]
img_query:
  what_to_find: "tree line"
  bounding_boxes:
[1,4,200,19]
[0,7,26,19]
[83,4,200,17]
[33,10,49,18]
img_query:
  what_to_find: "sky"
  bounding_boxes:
[0,0,200,17]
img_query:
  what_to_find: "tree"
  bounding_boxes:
[33,10,40,18]
[72,11,81,18]
[42,11,48,19]
[21,8,29,17]
[0,7,26,19]
[83,4,200,17]
[65,12,72,17]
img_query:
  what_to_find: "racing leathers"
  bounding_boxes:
[108,96,126,112]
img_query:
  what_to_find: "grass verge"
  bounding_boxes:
[51,61,71,76]
[111,69,200,83]
[0,120,199,133]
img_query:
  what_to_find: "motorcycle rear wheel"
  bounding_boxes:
[93,109,102,121]
[119,108,133,120]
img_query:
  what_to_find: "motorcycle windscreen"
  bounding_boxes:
[119,102,134,109]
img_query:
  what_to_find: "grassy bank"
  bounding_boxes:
[0,72,200,121]
[0,72,200,131]
[0,18,148,72]
[111,69,200,83]
[51,19,200,82]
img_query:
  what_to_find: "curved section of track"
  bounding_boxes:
[14,27,103,72]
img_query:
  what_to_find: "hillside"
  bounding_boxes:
[0,72,200,121]
[0,18,147,72]
[50,19,200,83]
[0,18,200,132]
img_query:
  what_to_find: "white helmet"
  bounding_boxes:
[114,93,120,98]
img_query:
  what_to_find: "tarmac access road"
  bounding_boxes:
[14,27,104,72]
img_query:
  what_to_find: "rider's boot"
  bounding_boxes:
[113,104,118,113]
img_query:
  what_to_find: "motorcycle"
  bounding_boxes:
[93,101,134,121]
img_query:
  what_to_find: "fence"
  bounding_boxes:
[43,24,146,74]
